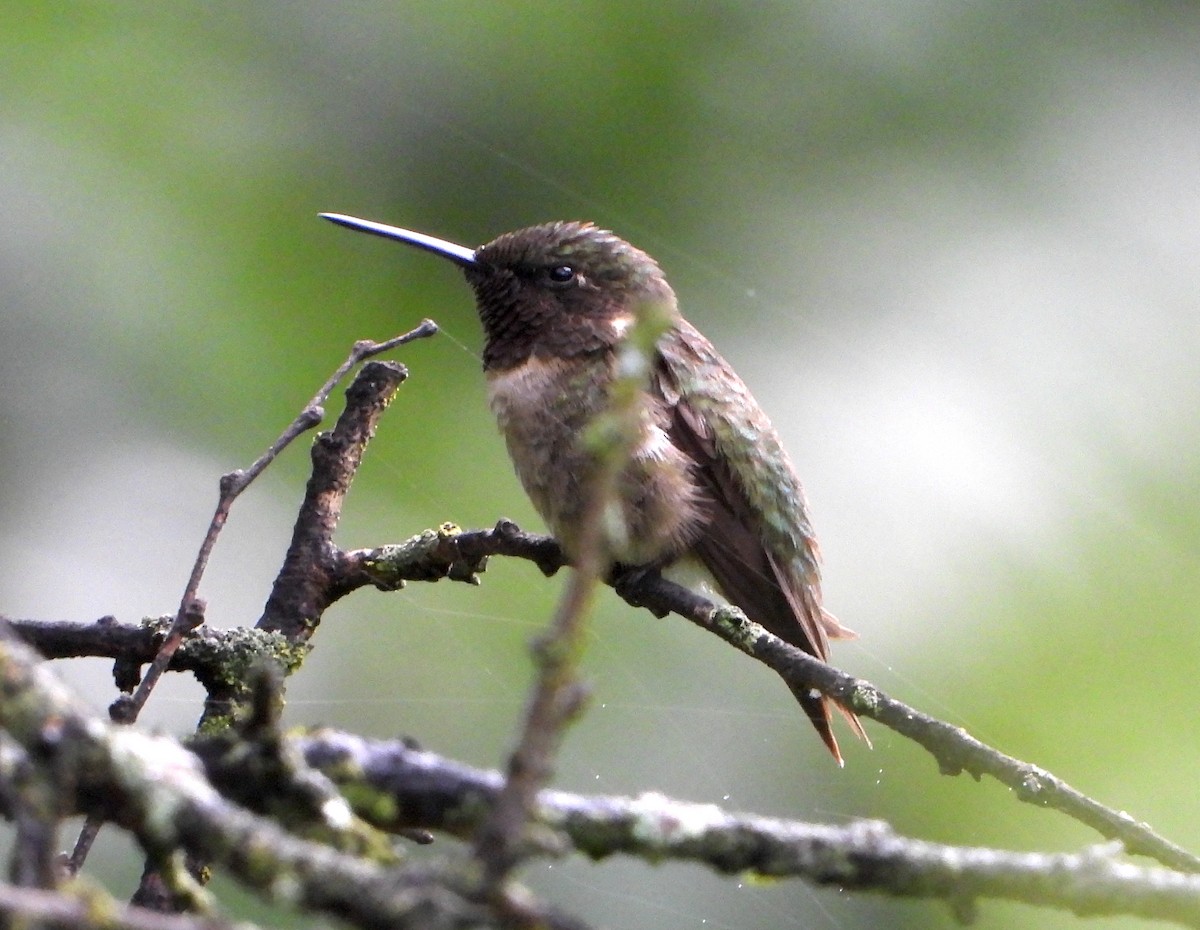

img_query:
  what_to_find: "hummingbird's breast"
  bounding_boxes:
[486,352,704,565]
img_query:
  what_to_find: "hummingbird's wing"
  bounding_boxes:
[653,321,866,763]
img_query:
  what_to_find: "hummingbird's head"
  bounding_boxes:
[319,213,676,369]
[467,222,676,368]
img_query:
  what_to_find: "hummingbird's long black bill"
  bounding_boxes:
[319,213,477,267]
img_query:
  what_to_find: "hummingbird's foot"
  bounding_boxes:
[610,564,671,618]
[491,518,566,577]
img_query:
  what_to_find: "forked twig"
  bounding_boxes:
[128,318,438,718]
[66,320,438,875]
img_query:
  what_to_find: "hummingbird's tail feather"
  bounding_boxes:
[819,607,858,640]
[786,679,871,764]
[684,503,864,762]
[835,697,871,747]
[766,555,869,760]
[815,609,871,746]
[784,665,870,764]
[787,681,845,765]
[785,589,871,757]
[656,359,865,762]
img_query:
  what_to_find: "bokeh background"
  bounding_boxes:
[4,4,1199,928]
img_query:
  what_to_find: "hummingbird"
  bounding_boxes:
[321,212,866,763]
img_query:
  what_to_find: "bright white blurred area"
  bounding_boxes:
[752,44,1200,650]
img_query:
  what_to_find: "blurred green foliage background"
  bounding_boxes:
[3,4,1199,928]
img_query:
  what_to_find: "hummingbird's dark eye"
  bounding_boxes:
[547,265,575,284]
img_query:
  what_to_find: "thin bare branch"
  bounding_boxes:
[137,318,437,719]
[69,322,435,879]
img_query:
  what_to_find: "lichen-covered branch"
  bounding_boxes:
[10,517,1194,882]
[0,882,252,930]
[650,587,1200,876]
[295,729,1200,927]
[0,625,563,930]
[4,616,309,711]
[339,527,1200,877]
[5,599,1200,926]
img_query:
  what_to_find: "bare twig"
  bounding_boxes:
[67,322,435,879]
[8,753,60,889]
[468,539,598,886]
[133,319,437,718]
[66,815,102,878]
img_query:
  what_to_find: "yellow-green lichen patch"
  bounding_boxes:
[138,614,175,639]
[847,680,881,716]
[709,606,761,651]
[339,782,401,829]
[183,628,310,695]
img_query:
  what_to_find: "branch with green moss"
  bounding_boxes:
[4,310,1196,928]
[9,515,1196,881]
[7,600,1200,928]
[326,523,1200,878]
[293,729,1200,926]
[2,617,309,720]
[0,625,589,930]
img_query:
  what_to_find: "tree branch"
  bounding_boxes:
[640,579,1200,876]
[130,320,437,719]
[294,729,1200,926]
[335,525,1200,877]
[5,612,1200,928]
[13,517,1193,882]
[63,322,437,880]
[0,624,583,930]
[0,882,251,930]
[257,359,410,642]
[4,617,309,706]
